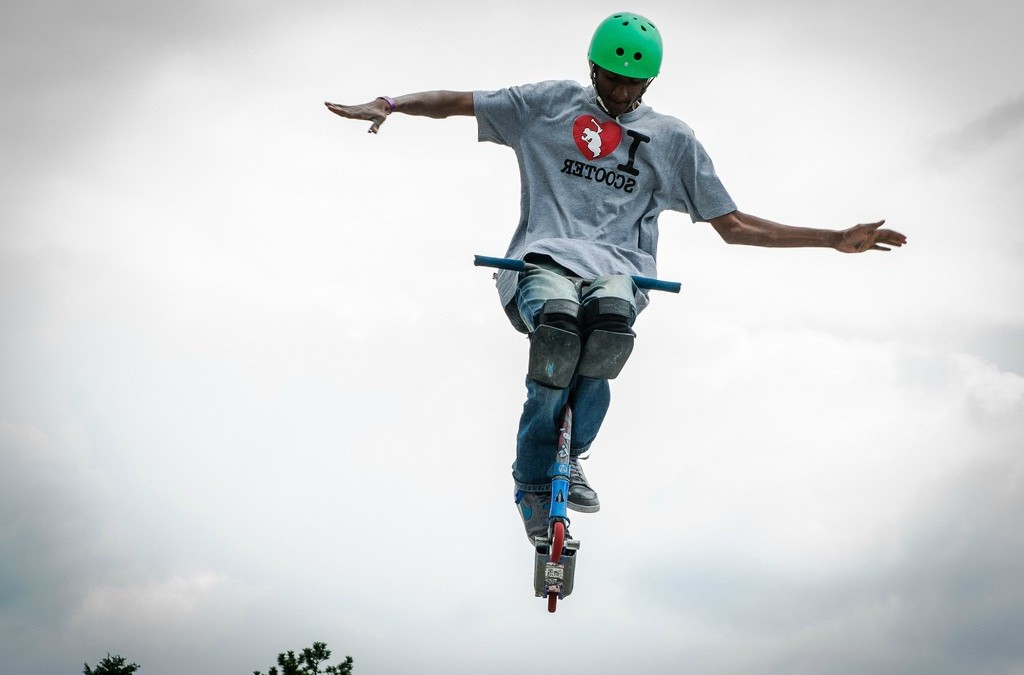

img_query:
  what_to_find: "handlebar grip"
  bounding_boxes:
[473,255,526,272]
[632,276,681,294]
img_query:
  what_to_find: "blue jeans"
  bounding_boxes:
[512,258,637,492]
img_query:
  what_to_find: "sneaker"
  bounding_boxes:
[567,455,600,513]
[514,488,579,545]
[514,489,551,544]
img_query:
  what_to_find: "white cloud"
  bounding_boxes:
[69,571,260,645]
[587,326,1024,673]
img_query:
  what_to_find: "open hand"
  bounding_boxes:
[324,99,391,134]
[835,220,907,253]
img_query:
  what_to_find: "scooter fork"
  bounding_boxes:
[533,404,580,612]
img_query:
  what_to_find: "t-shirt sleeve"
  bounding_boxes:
[475,87,529,148]
[475,81,568,148]
[675,134,737,223]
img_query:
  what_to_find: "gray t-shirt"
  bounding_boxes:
[474,79,736,311]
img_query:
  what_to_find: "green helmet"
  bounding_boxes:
[588,12,663,79]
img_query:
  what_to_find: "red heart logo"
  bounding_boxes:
[572,115,622,160]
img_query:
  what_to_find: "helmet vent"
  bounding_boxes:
[634,52,643,60]
[616,47,625,56]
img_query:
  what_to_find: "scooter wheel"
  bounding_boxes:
[550,521,565,564]
[547,520,565,613]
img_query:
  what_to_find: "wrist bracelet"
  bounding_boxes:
[378,96,397,112]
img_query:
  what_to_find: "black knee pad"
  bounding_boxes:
[528,299,582,389]
[578,297,635,380]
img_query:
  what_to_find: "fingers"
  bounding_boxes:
[889,230,908,247]
[877,228,907,248]
[865,228,907,252]
[324,100,389,134]
[367,111,388,134]
[324,102,353,118]
[850,220,907,252]
[323,100,377,118]
[837,219,905,253]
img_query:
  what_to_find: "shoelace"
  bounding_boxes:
[569,455,591,488]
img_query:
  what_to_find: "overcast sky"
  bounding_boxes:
[2,1,1022,674]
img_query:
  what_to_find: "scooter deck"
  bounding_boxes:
[533,536,581,599]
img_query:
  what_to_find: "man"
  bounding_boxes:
[325,12,907,544]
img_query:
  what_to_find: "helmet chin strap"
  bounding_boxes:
[590,64,651,118]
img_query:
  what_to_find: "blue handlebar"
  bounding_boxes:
[473,255,680,294]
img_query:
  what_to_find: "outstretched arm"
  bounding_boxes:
[709,210,907,253]
[324,91,475,134]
